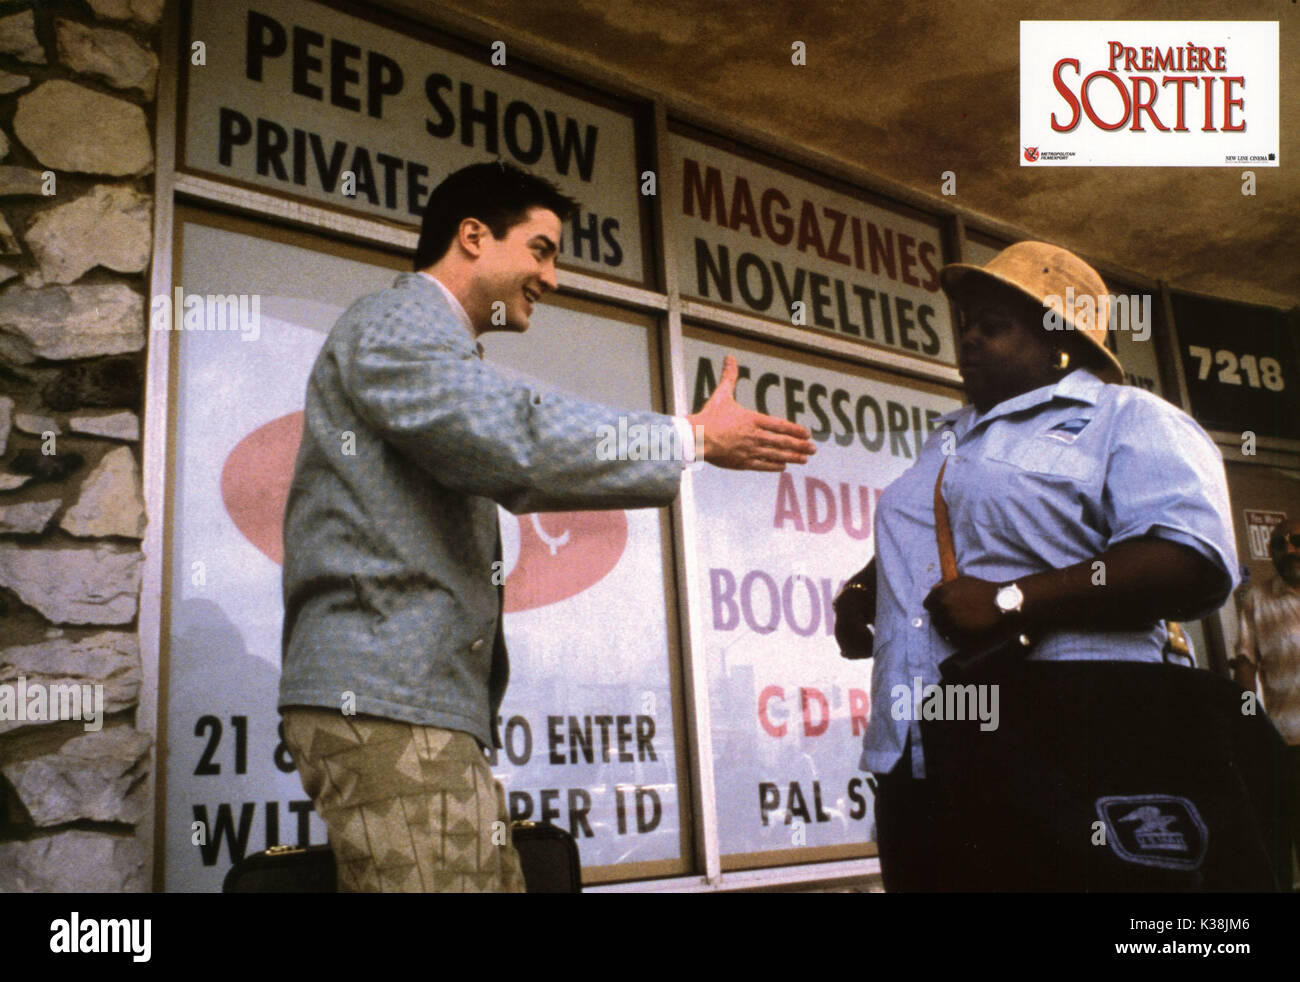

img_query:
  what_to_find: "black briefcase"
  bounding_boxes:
[222,843,336,893]
[512,821,582,893]
[223,821,582,893]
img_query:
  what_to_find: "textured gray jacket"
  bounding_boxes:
[279,272,684,747]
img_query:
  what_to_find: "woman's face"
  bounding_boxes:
[955,285,1062,413]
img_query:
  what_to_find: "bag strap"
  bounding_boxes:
[933,459,958,584]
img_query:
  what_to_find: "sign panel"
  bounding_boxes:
[1173,292,1300,443]
[182,0,645,279]
[165,219,685,890]
[1020,21,1280,166]
[684,326,961,864]
[670,130,954,366]
[1243,509,1287,561]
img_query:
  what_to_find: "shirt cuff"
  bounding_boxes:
[1143,525,1239,589]
[673,416,697,466]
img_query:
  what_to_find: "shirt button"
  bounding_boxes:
[470,638,486,652]
[912,617,923,628]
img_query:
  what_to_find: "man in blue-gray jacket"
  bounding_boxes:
[279,162,814,892]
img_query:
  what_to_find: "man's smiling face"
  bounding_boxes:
[472,207,561,333]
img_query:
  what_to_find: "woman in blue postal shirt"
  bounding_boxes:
[836,241,1244,891]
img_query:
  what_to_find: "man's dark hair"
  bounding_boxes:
[413,161,579,271]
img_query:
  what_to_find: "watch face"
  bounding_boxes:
[996,584,1023,613]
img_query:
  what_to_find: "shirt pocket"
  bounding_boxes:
[982,428,1095,482]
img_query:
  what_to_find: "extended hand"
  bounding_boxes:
[686,355,816,471]
[922,575,1005,646]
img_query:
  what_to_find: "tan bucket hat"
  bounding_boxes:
[940,241,1125,384]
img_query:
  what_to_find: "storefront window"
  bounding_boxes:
[684,325,960,868]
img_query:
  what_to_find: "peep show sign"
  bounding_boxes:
[182,0,646,280]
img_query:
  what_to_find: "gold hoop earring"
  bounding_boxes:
[1052,350,1070,371]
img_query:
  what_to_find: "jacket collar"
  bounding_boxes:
[392,272,484,358]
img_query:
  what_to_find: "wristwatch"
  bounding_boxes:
[994,582,1025,616]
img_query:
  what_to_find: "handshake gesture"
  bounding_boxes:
[686,356,816,471]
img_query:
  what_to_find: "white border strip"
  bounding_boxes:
[559,270,671,312]
[654,102,723,884]
[681,300,964,386]
[174,172,417,250]
[586,857,882,893]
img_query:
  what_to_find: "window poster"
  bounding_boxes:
[165,217,687,889]
[683,325,960,866]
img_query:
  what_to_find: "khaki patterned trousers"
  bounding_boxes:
[281,707,526,893]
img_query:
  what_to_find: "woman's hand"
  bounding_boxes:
[833,559,877,659]
[923,575,1006,646]
[924,537,1231,644]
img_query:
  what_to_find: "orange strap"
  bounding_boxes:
[933,459,958,584]
[1166,621,1191,656]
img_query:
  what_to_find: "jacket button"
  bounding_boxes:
[470,638,486,652]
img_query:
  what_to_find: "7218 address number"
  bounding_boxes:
[1187,345,1285,391]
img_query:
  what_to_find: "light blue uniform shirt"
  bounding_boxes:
[860,369,1239,776]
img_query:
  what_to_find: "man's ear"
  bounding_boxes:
[457,217,489,258]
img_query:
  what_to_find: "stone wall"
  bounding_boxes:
[0,0,163,892]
